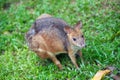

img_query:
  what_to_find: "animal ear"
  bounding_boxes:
[64,26,72,34]
[74,21,82,30]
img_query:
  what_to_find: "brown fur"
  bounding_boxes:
[37,14,52,19]
[25,14,85,69]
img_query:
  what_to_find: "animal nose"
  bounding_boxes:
[82,44,86,48]
[80,43,86,48]
[81,43,86,48]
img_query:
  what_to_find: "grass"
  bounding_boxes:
[0,0,120,80]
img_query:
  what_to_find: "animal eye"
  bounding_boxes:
[73,38,76,41]
[81,35,84,38]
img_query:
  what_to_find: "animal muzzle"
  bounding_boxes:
[79,41,86,48]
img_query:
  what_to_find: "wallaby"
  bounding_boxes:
[25,14,85,69]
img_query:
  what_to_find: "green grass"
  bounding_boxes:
[0,0,120,80]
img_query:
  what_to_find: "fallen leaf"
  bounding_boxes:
[92,69,111,80]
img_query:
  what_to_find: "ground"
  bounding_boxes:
[0,0,120,80]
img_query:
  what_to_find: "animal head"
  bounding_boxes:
[64,21,85,48]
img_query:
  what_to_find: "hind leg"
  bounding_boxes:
[36,50,62,69]
[50,56,62,70]
[47,52,62,70]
